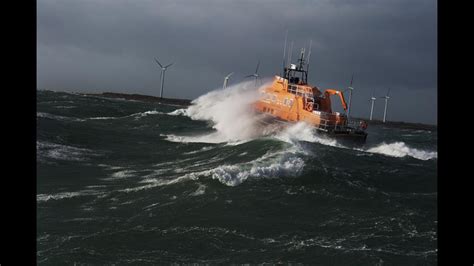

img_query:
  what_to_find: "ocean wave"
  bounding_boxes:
[183,80,273,141]
[189,183,207,196]
[159,226,258,242]
[119,175,193,193]
[37,141,99,162]
[88,110,165,120]
[54,105,76,109]
[273,124,437,161]
[97,164,125,170]
[161,132,243,144]
[37,112,85,122]
[364,142,437,160]
[132,110,163,119]
[182,146,215,155]
[273,122,343,148]
[167,108,188,116]
[119,146,305,191]
[37,189,103,202]
[101,170,137,181]
[88,116,120,120]
[182,148,305,186]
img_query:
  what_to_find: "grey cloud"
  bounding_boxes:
[37,0,437,124]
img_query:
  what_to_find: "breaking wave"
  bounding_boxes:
[182,147,305,186]
[365,142,437,161]
[273,122,341,147]
[132,110,163,119]
[119,145,306,191]
[183,79,272,142]
[167,109,188,116]
[88,110,165,120]
[37,112,85,122]
[189,183,207,196]
[37,189,104,202]
[161,133,231,144]
[101,170,137,181]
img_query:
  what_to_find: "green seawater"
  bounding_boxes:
[37,90,437,265]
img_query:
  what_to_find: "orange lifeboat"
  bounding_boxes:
[253,49,368,142]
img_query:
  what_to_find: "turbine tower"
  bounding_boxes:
[154,57,174,98]
[369,88,376,121]
[347,73,354,119]
[222,72,233,89]
[245,61,260,87]
[382,88,391,123]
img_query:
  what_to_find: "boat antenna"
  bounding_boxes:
[287,41,294,66]
[281,30,288,76]
[298,48,305,70]
[306,39,312,73]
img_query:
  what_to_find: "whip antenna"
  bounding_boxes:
[306,39,312,73]
[287,41,294,65]
[281,30,288,76]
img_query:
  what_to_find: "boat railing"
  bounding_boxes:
[346,118,368,131]
[318,117,367,132]
[288,85,312,98]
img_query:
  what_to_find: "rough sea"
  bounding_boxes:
[37,81,437,264]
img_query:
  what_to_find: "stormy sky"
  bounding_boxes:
[37,0,437,124]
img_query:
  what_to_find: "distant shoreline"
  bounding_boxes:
[80,92,193,106]
[364,119,437,131]
[76,91,436,130]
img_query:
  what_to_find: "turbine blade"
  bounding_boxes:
[255,61,260,74]
[350,73,354,87]
[386,88,391,97]
[164,63,174,68]
[245,74,254,78]
[226,72,234,78]
[154,58,163,68]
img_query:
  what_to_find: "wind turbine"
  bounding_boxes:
[382,88,391,123]
[369,88,376,121]
[245,61,260,87]
[346,73,354,118]
[154,57,174,98]
[222,72,233,89]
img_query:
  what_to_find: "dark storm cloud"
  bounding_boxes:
[37,0,437,124]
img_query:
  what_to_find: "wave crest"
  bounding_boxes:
[366,142,437,160]
[183,148,305,186]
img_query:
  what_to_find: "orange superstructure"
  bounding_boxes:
[253,48,368,141]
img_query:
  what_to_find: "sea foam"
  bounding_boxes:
[182,147,305,186]
[175,79,272,143]
[37,141,98,162]
[365,142,437,160]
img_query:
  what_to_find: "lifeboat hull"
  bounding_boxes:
[253,76,368,143]
[256,111,367,143]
